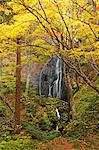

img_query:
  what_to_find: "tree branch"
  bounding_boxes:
[54,0,73,49]
[56,54,99,93]
[20,1,69,50]
[0,96,14,113]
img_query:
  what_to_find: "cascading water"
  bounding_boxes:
[48,56,62,98]
[39,56,63,131]
[55,108,61,131]
[48,85,52,97]
[48,57,62,130]
[55,108,60,120]
[55,56,62,98]
[39,56,63,98]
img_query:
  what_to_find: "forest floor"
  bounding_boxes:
[35,136,99,150]
[35,137,77,150]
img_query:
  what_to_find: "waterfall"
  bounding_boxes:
[55,108,60,131]
[58,57,62,98]
[39,56,63,99]
[55,108,60,120]
[48,85,52,97]
[56,125,59,131]
[39,56,63,131]
[53,56,62,99]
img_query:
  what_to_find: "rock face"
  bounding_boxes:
[21,56,66,100]
[21,62,43,92]
[39,56,66,100]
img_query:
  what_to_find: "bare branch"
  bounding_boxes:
[67,15,97,39]
[56,54,99,93]
[71,0,95,16]
[0,96,14,113]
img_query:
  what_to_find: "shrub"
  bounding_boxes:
[23,123,60,141]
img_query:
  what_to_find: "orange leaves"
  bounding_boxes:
[47,31,61,38]
[96,5,99,10]
[56,31,61,38]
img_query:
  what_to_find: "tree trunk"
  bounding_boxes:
[66,71,76,120]
[63,64,70,120]
[0,56,3,89]
[14,49,21,134]
[61,56,99,94]
[25,69,31,96]
[25,51,32,97]
[63,64,76,120]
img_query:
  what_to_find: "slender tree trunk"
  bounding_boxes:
[25,51,32,97]
[63,64,76,120]
[14,49,21,134]
[25,69,31,96]
[63,64,71,121]
[66,71,76,120]
[60,55,99,93]
[0,56,3,89]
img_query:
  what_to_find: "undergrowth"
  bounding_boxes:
[0,83,98,150]
[63,86,99,149]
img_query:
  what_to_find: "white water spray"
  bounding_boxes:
[55,108,60,120]
[48,57,62,98]
[55,108,61,131]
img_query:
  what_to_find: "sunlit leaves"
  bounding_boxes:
[0,0,99,85]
